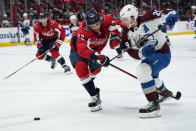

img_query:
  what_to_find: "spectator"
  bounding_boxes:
[2,14,10,27]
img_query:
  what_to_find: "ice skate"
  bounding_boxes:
[63,65,72,75]
[88,88,102,112]
[157,88,173,103]
[51,58,57,69]
[139,100,161,118]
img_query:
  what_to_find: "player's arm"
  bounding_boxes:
[108,18,123,50]
[77,33,94,59]
[53,21,65,47]
[160,9,179,28]
[33,25,43,49]
[77,32,109,67]
[54,21,65,41]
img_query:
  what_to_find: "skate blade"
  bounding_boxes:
[90,104,102,112]
[51,65,57,70]
[65,71,73,75]
[158,96,172,103]
[139,110,161,118]
[117,58,123,61]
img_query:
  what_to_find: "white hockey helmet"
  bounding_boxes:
[120,4,138,28]
[23,13,28,17]
[70,15,77,20]
[3,14,7,17]
[191,5,196,10]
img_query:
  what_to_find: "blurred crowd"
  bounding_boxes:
[0,0,195,27]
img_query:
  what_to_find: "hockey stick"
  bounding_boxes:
[109,63,137,79]
[108,63,181,101]
[109,24,167,62]
[170,91,181,100]
[2,49,51,79]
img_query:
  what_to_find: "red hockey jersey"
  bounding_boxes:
[33,19,65,43]
[71,13,123,59]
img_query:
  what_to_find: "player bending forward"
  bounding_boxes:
[119,4,179,118]
[34,12,71,74]
[69,10,123,112]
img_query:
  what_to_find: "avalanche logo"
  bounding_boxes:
[128,8,131,12]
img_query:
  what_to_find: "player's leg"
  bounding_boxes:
[150,51,173,103]
[154,77,173,103]
[69,49,102,112]
[136,62,160,118]
[36,41,53,63]
[50,47,71,74]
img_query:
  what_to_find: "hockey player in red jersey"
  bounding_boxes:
[119,4,180,118]
[69,10,123,112]
[34,12,71,74]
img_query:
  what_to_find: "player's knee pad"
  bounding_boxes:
[136,63,153,83]
[89,67,101,77]
[36,53,45,60]
[50,50,60,59]
[75,61,89,80]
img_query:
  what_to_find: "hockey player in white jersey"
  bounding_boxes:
[119,4,180,118]
[191,5,196,38]
[21,13,31,45]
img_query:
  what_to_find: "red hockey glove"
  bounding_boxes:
[35,41,43,49]
[54,39,64,47]
[90,53,110,67]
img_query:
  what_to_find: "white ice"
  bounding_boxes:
[0,35,196,131]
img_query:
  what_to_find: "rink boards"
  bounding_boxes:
[0,21,195,47]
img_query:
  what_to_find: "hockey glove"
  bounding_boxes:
[35,41,43,50]
[166,12,179,28]
[138,40,157,59]
[54,39,64,47]
[90,53,110,67]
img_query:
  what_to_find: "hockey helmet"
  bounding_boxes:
[70,15,77,20]
[120,4,138,28]
[84,10,100,25]
[39,12,48,19]
[191,5,196,10]
[23,13,28,17]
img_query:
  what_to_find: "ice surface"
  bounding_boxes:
[0,35,196,131]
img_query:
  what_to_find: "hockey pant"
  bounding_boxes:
[136,51,171,101]
[69,49,101,96]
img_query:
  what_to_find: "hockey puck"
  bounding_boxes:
[34,117,40,120]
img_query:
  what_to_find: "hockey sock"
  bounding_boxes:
[83,79,97,96]
[141,80,158,101]
[57,57,66,66]
[45,55,52,62]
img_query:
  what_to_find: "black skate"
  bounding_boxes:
[63,65,71,75]
[51,58,57,69]
[157,88,173,103]
[88,88,102,112]
[139,101,161,118]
